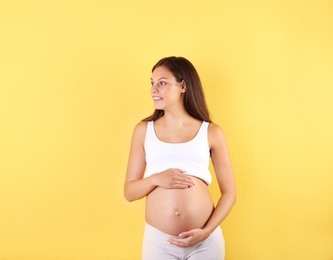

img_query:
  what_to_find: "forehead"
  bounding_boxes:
[151,66,175,80]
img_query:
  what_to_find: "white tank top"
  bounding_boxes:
[144,121,212,185]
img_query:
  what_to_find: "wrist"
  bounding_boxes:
[201,225,216,239]
[148,173,159,188]
[200,228,210,239]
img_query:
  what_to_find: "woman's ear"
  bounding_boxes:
[181,80,187,93]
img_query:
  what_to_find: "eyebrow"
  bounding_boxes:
[150,77,168,81]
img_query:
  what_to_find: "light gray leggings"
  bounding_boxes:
[142,223,225,260]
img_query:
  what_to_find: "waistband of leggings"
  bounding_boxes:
[144,222,222,238]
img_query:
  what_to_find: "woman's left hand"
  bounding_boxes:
[167,228,208,247]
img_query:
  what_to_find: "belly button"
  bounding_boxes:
[174,211,181,216]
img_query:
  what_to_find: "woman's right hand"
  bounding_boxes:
[153,168,195,189]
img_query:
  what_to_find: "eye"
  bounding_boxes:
[160,81,166,86]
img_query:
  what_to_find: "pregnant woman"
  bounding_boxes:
[124,56,236,260]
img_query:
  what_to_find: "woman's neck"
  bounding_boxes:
[159,111,198,128]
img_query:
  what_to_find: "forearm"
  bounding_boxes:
[203,192,236,235]
[124,175,156,202]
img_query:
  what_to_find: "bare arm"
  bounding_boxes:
[124,122,194,202]
[202,123,236,234]
[124,122,153,202]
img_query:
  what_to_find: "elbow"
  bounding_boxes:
[124,193,130,202]
[124,189,134,202]
[124,184,140,202]
[123,184,131,202]
[229,185,237,206]
[225,191,237,207]
[125,197,134,202]
[232,193,237,206]
[230,188,237,205]
[124,195,135,202]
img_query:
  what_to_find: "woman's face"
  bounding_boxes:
[150,66,186,111]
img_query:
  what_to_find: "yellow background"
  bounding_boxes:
[1,0,332,259]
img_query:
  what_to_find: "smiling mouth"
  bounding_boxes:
[153,97,163,101]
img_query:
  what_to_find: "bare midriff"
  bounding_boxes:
[145,176,214,236]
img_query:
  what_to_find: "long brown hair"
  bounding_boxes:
[143,56,212,122]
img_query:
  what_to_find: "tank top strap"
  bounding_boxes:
[145,121,154,140]
[197,121,209,139]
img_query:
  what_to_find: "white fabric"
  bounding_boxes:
[144,121,212,185]
[142,222,225,260]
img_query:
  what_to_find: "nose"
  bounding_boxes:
[151,85,159,94]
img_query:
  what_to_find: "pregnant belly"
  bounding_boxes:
[145,177,214,236]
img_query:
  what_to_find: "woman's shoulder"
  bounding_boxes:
[134,121,148,134]
[207,122,227,146]
[130,121,149,144]
[208,122,224,133]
